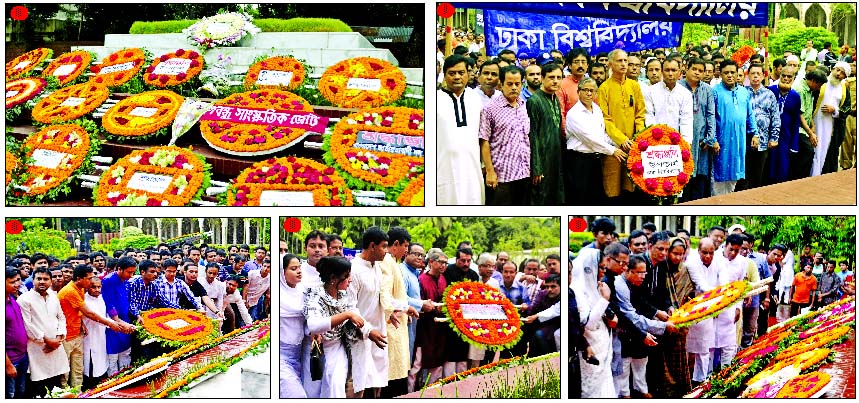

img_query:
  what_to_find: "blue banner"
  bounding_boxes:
[484,10,683,58]
[454,3,768,26]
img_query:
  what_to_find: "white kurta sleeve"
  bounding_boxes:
[537,301,561,322]
[680,90,694,145]
[19,297,45,341]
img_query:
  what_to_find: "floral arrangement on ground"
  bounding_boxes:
[226,156,353,206]
[669,280,749,328]
[31,81,110,124]
[43,50,96,86]
[318,57,407,108]
[138,308,217,346]
[244,55,306,90]
[183,12,260,49]
[627,124,694,199]
[442,281,522,350]
[102,90,184,142]
[144,49,204,91]
[6,48,53,79]
[5,76,61,123]
[90,48,148,90]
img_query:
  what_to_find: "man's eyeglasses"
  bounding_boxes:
[578,88,596,94]
[631,242,646,247]
[608,256,629,266]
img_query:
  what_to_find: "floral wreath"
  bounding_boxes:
[318,57,407,108]
[5,152,17,185]
[227,156,354,206]
[90,48,146,87]
[6,77,46,109]
[42,50,93,86]
[799,313,855,339]
[244,56,306,90]
[427,356,521,388]
[395,174,424,206]
[31,81,110,124]
[6,48,53,79]
[731,45,756,69]
[323,106,424,201]
[102,90,184,142]
[183,12,261,49]
[442,281,522,350]
[773,325,851,361]
[94,146,211,206]
[810,298,855,324]
[144,49,204,88]
[735,329,791,361]
[669,280,748,328]
[138,308,216,345]
[746,348,832,386]
[774,372,830,398]
[713,360,756,389]
[200,90,322,155]
[627,124,695,198]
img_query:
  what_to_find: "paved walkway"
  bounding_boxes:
[681,169,856,205]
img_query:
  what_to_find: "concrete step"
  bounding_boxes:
[103,32,376,50]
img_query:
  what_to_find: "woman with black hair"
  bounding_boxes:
[280,254,306,398]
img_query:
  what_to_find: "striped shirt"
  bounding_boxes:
[746,85,781,150]
[154,277,201,310]
[127,276,180,318]
[478,94,531,183]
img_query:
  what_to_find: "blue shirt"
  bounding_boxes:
[127,276,180,318]
[499,280,531,306]
[747,252,772,307]
[155,277,201,310]
[746,85,781,150]
[713,81,757,181]
[401,262,422,363]
[101,272,131,354]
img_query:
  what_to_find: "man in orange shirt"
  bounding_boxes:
[789,263,818,317]
[57,265,132,388]
[558,48,590,130]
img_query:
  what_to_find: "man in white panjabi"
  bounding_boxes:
[811,62,850,176]
[17,268,70,395]
[685,238,725,383]
[644,58,694,146]
[437,54,485,205]
[712,234,748,370]
[348,227,391,398]
[82,277,108,387]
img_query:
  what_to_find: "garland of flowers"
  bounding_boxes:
[199,90,318,155]
[323,106,424,201]
[395,174,424,206]
[774,371,831,398]
[244,56,306,90]
[627,124,695,200]
[442,281,522,351]
[735,329,792,361]
[144,49,204,89]
[318,57,407,108]
[731,45,756,69]
[138,308,216,346]
[746,348,833,386]
[773,325,851,361]
[227,156,353,206]
[42,50,93,86]
[669,280,749,328]
[740,366,801,398]
[101,90,184,142]
[810,298,855,324]
[428,356,521,388]
[705,360,757,397]
[799,314,855,339]
[78,357,171,398]
[31,81,110,124]
[183,12,261,49]
[94,146,211,206]
[6,48,53,79]
[6,77,46,109]
[6,151,16,185]
[90,48,146,88]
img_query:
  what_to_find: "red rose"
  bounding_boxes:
[652,127,663,140]
[109,53,118,62]
[631,162,644,174]
[324,167,335,175]
[123,51,133,58]
[681,149,691,162]
[160,54,169,62]
[662,180,674,192]
[677,172,689,185]
[147,65,156,73]
[159,75,169,83]
[669,131,681,145]
[175,49,185,56]
[90,65,101,74]
[148,73,157,81]
[638,140,649,151]
[644,178,658,190]
[176,72,187,80]
[189,60,199,68]
[188,51,199,59]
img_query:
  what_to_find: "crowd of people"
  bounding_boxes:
[5,242,271,398]
[279,228,561,398]
[437,30,858,205]
[570,217,855,398]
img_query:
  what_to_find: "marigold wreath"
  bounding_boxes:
[31,81,110,124]
[6,77,46,109]
[6,48,53,79]
[627,124,694,198]
[318,57,407,108]
[244,56,305,90]
[442,281,522,350]
[746,348,832,386]
[139,308,216,344]
[669,280,749,327]
[6,152,17,185]
[42,50,93,86]
[143,49,204,88]
[227,156,354,206]
[395,174,424,206]
[90,48,146,87]
[774,372,831,398]
[102,90,184,142]
[773,325,851,361]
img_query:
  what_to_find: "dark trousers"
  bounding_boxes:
[28,375,61,398]
[682,174,711,201]
[789,300,811,317]
[744,149,769,189]
[790,141,814,180]
[564,150,605,205]
[757,304,770,338]
[6,356,28,398]
[380,378,408,397]
[485,178,529,205]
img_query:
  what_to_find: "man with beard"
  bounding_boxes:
[471,60,500,106]
[790,68,827,179]
[521,64,543,102]
[589,62,607,88]
[741,64,781,190]
[438,54,484,205]
[479,65,531,205]
[522,274,562,357]
[644,58,693,146]
[558,48,590,123]
[712,60,758,195]
[527,63,565,205]
[679,57,717,200]
[401,243,432,365]
[17,268,69,397]
[767,67,803,184]
[817,62,853,174]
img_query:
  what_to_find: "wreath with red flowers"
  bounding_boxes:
[139,308,216,344]
[395,174,424,206]
[6,77,46,109]
[244,56,306,90]
[774,372,830,398]
[6,48,53,79]
[93,146,211,206]
[731,45,756,68]
[42,50,94,86]
[101,90,184,142]
[773,325,851,361]
[199,90,327,155]
[669,281,749,328]
[442,281,522,350]
[318,57,407,108]
[627,124,695,198]
[90,48,147,88]
[323,106,423,202]
[226,157,353,206]
[31,81,110,124]
[144,49,204,88]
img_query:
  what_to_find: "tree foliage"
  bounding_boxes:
[770,20,840,58]
[681,23,713,50]
[5,227,72,259]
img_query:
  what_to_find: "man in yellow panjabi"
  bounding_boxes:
[596,49,646,203]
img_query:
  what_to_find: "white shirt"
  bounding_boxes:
[685,251,723,353]
[348,256,388,391]
[565,100,617,155]
[468,42,483,54]
[280,281,306,345]
[83,293,108,377]
[714,254,748,348]
[224,288,253,325]
[644,81,694,145]
[437,88,485,205]
[299,261,322,289]
[471,86,500,108]
[199,278,226,318]
[246,269,270,306]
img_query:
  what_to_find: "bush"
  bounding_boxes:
[129,20,196,34]
[775,17,805,34]
[681,23,714,50]
[770,25,839,58]
[121,226,144,237]
[568,232,595,255]
[6,229,73,259]
[109,235,159,251]
[128,17,351,34]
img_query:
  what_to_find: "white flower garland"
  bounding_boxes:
[183,12,261,49]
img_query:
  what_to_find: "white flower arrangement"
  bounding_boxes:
[183,12,261,49]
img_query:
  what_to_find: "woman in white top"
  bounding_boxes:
[280,254,307,398]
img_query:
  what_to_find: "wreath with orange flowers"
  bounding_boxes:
[731,45,756,68]
[6,152,18,185]
[746,348,832,386]
[244,56,306,90]
[226,156,354,206]
[31,81,110,124]
[94,146,211,206]
[323,106,424,202]
[800,313,855,339]
[395,174,424,206]
[6,77,46,109]
[774,372,830,398]
[102,90,184,142]
[318,57,407,108]
[774,325,851,361]
[736,329,792,361]
[200,90,324,155]
[442,281,522,350]
[90,48,147,88]
[669,280,749,328]
[627,124,695,199]
[144,49,204,88]
[42,50,94,86]
[6,48,53,79]
[139,308,216,344]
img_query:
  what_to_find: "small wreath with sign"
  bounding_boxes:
[144,49,204,88]
[31,81,110,124]
[627,124,695,198]
[90,48,146,88]
[42,50,93,86]
[227,156,353,206]
[102,90,184,142]
[442,281,522,350]
[94,146,210,206]
[774,372,830,398]
[6,48,53,79]
[139,308,216,344]
[199,90,326,155]
[6,77,46,109]
[244,56,306,90]
[318,57,407,108]
[669,280,749,328]
[395,174,424,206]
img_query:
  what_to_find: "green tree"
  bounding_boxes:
[681,23,713,50]
[770,23,839,58]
